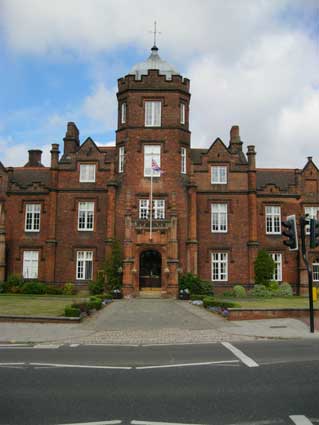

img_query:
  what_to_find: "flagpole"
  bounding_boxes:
[150,166,153,241]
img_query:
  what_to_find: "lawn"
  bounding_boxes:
[216,296,319,309]
[0,294,89,316]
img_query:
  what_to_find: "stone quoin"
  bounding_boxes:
[0,45,318,297]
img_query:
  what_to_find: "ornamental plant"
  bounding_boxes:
[254,249,275,287]
[104,240,123,291]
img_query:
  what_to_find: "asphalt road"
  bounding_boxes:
[1,340,319,425]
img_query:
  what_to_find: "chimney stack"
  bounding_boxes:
[229,125,243,153]
[25,150,43,167]
[50,144,60,168]
[63,122,80,155]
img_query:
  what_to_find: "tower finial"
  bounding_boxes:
[149,20,161,48]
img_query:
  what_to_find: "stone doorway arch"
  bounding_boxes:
[139,250,162,289]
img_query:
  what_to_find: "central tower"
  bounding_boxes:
[114,45,194,297]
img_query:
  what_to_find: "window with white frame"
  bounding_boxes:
[25,204,41,232]
[139,199,165,220]
[76,251,93,280]
[211,166,227,184]
[211,252,228,281]
[271,253,282,281]
[23,251,39,279]
[145,101,161,127]
[78,202,94,231]
[80,164,96,183]
[181,147,186,174]
[180,103,185,124]
[265,206,281,234]
[211,204,228,233]
[119,146,125,173]
[144,145,161,177]
[313,261,319,282]
[121,102,126,124]
[305,206,319,234]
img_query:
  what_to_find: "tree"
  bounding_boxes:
[104,240,123,290]
[254,249,275,287]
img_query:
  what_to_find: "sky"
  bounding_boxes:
[0,0,318,168]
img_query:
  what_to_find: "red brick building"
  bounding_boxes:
[0,45,318,296]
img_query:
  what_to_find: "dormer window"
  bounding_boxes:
[121,102,127,124]
[145,101,161,127]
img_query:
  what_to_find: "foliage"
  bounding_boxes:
[233,285,247,298]
[203,296,240,309]
[250,284,273,297]
[104,240,123,291]
[88,296,102,310]
[179,273,213,296]
[89,278,104,295]
[21,281,47,294]
[0,282,4,293]
[71,301,89,314]
[269,281,280,291]
[3,274,24,293]
[254,250,275,287]
[223,290,234,297]
[62,283,76,295]
[276,282,293,297]
[64,306,81,317]
[189,294,207,301]
[45,286,63,295]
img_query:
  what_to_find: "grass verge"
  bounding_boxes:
[215,296,319,309]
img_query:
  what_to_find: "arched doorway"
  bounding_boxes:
[139,250,162,289]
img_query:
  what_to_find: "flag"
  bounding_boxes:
[151,159,164,174]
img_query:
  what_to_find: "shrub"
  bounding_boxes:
[233,285,247,298]
[189,294,207,301]
[0,282,4,293]
[254,250,275,287]
[203,296,239,309]
[71,302,89,314]
[62,283,76,295]
[276,282,293,297]
[21,281,47,294]
[46,286,63,295]
[250,284,273,297]
[269,281,280,291]
[3,274,24,293]
[89,279,104,295]
[104,240,123,291]
[88,297,102,310]
[64,306,81,317]
[179,273,213,295]
[223,290,234,297]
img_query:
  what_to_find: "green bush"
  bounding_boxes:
[88,297,102,310]
[71,302,89,314]
[3,274,24,293]
[21,281,47,294]
[45,286,63,295]
[179,273,213,295]
[89,279,104,295]
[104,240,123,291]
[64,306,81,317]
[254,250,275,287]
[233,285,247,298]
[0,282,4,293]
[223,290,234,297]
[276,282,293,297]
[63,283,76,295]
[250,284,273,297]
[269,281,280,291]
[189,294,207,301]
[203,296,239,309]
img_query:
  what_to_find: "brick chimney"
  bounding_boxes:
[24,150,43,167]
[229,125,243,153]
[63,122,80,155]
[50,144,60,168]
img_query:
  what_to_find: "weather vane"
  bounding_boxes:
[150,20,161,46]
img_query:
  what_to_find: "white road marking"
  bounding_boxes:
[136,360,239,369]
[70,344,80,347]
[0,344,30,347]
[221,342,259,368]
[289,416,314,424]
[33,344,61,349]
[0,362,25,366]
[131,421,205,425]
[56,421,122,425]
[29,362,132,370]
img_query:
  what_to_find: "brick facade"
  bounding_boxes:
[0,49,318,297]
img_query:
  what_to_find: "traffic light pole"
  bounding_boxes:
[300,217,315,333]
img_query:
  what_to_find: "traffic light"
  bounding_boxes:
[310,218,319,249]
[282,214,298,251]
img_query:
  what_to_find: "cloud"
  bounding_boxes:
[0,138,51,167]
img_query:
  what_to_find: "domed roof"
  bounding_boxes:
[129,46,180,80]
